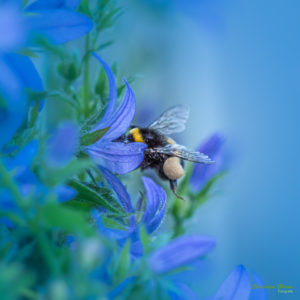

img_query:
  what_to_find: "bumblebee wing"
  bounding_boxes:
[149,105,190,135]
[152,144,214,164]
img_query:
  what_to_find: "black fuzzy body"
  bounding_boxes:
[127,127,184,181]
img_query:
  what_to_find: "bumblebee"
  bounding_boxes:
[123,105,214,199]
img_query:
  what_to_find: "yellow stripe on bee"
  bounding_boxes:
[130,128,145,143]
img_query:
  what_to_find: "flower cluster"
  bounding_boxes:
[0,1,267,299]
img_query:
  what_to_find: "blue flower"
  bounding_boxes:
[25,0,93,45]
[148,235,216,274]
[86,54,146,174]
[0,56,26,149]
[0,0,93,149]
[27,0,80,11]
[2,53,44,109]
[189,133,224,193]
[46,122,79,168]
[214,265,267,300]
[92,167,166,257]
[0,2,27,52]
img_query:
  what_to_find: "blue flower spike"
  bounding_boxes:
[148,235,216,274]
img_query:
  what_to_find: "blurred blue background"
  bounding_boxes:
[100,0,300,298]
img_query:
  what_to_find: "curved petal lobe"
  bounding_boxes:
[215,265,251,300]
[101,80,136,142]
[87,141,146,174]
[149,235,216,274]
[99,166,133,214]
[92,53,117,127]
[142,177,166,233]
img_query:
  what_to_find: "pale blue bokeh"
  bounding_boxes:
[102,0,300,298]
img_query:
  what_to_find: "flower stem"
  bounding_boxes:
[0,160,24,208]
[36,229,60,276]
[83,34,90,117]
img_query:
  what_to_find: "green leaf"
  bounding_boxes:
[115,240,130,281]
[18,48,38,58]
[67,180,125,215]
[28,101,40,128]
[80,127,109,146]
[40,203,93,236]
[194,172,226,204]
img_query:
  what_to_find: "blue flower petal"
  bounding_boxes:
[27,9,93,44]
[0,189,17,212]
[215,265,251,300]
[0,56,26,148]
[99,166,133,214]
[3,53,43,92]
[249,271,267,300]
[149,235,216,274]
[92,53,117,126]
[27,0,80,10]
[87,141,146,174]
[92,209,132,240]
[5,140,38,170]
[142,177,166,233]
[190,133,224,193]
[2,53,44,110]
[101,79,137,142]
[46,122,79,168]
[55,185,77,203]
[0,3,27,52]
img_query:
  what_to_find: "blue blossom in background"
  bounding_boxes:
[93,167,166,257]
[26,0,93,45]
[214,265,267,300]
[86,54,146,174]
[46,122,79,168]
[0,0,94,151]
[27,0,80,11]
[0,2,27,52]
[0,57,26,148]
[190,133,224,193]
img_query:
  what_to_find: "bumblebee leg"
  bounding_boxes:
[169,180,185,201]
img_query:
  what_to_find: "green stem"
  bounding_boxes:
[0,160,24,209]
[83,34,90,117]
[36,230,60,276]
